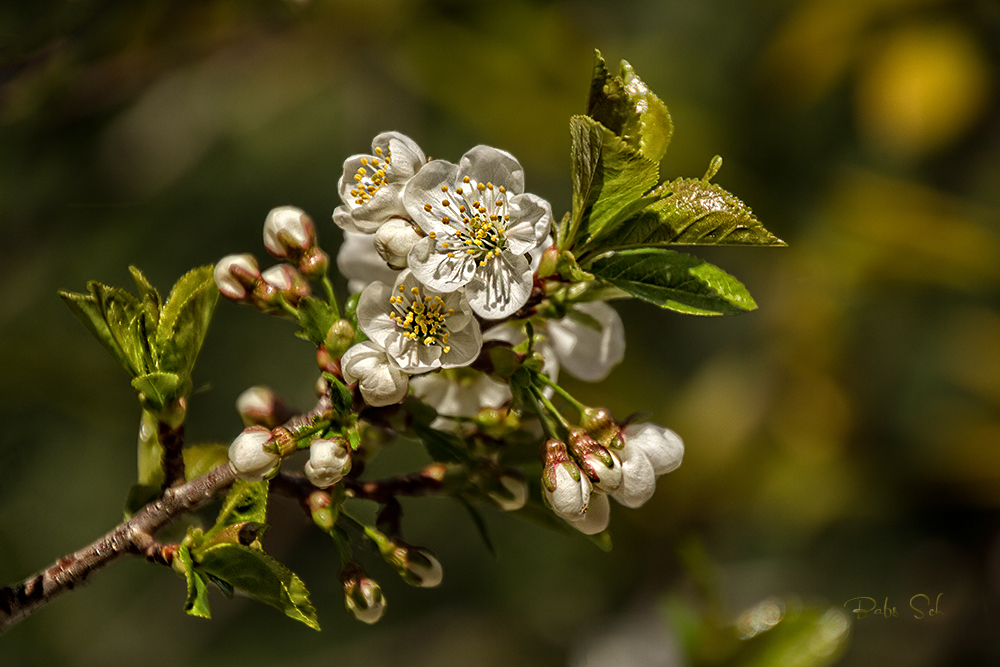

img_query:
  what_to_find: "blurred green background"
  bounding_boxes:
[2,0,1000,665]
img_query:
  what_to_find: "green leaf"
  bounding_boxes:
[456,497,496,556]
[323,372,354,416]
[131,372,185,413]
[59,290,136,376]
[129,265,162,328]
[206,479,269,541]
[194,542,320,630]
[182,442,230,481]
[297,296,340,346]
[589,248,757,316]
[155,266,218,377]
[177,544,212,619]
[587,50,673,163]
[595,177,785,251]
[565,116,660,251]
[413,424,470,464]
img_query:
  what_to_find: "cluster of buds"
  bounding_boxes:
[214,206,328,313]
[541,407,684,533]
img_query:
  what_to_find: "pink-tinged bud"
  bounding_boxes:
[263,206,316,259]
[235,385,292,429]
[581,406,624,450]
[304,437,352,488]
[260,264,310,305]
[541,439,592,519]
[228,426,278,482]
[298,247,329,279]
[488,470,528,511]
[214,254,260,301]
[568,428,623,493]
[324,319,356,360]
[341,565,386,624]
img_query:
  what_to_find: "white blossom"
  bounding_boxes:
[356,270,482,373]
[373,218,422,269]
[263,205,315,259]
[344,577,386,624]
[403,548,443,588]
[341,341,409,407]
[333,132,426,234]
[228,426,278,482]
[337,231,402,294]
[304,438,352,488]
[403,146,552,318]
[610,423,684,509]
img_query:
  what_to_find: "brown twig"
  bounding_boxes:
[0,462,236,634]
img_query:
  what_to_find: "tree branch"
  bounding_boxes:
[0,462,236,634]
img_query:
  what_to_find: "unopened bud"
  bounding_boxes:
[582,406,623,449]
[260,264,310,305]
[568,428,623,493]
[342,565,386,624]
[214,254,260,301]
[488,471,528,511]
[373,218,421,269]
[236,386,291,429]
[228,426,278,482]
[298,246,329,279]
[565,492,610,535]
[536,244,558,278]
[304,437,352,488]
[541,439,592,518]
[307,490,336,530]
[263,206,316,259]
[324,319,356,359]
[393,545,443,588]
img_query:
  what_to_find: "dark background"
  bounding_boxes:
[2,1,1000,665]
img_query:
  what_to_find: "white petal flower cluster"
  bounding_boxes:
[543,422,684,534]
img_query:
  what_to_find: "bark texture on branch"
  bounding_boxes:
[0,463,236,634]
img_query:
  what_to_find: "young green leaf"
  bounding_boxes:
[129,265,162,327]
[589,248,757,316]
[587,50,674,163]
[131,371,185,413]
[588,177,785,252]
[207,479,270,540]
[182,442,230,480]
[155,266,218,377]
[413,424,471,464]
[297,296,341,346]
[565,115,659,251]
[176,544,212,619]
[194,543,320,630]
[59,290,136,375]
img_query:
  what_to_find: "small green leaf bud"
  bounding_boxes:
[324,319,356,360]
[307,490,336,531]
[536,243,558,278]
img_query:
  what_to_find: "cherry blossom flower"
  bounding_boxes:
[356,270,482,373]
[403,146,552,318]
[228,426,278,482]
[304,438,352,488]
[333,132,426,234]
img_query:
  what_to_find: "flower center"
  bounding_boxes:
[431,178,511,267]
[389,285,455,353]
[350,146,393,206]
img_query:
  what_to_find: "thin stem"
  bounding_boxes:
[526,387,561,441]
[535,374,586,415]
[321,275,340,318]
[533,386,572,432]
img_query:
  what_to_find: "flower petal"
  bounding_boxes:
[610,444,656,509]
[458,145,524,194]
[439,319,483,369]
[337,231,402,294]
[565,492,610,535]
[356,281,398,347]
[547,301,625,382]
[505,193,552,255]
[402,160,461,235]
[466,251,532,319]
[625,423,684,476]
[408,236,477,293]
